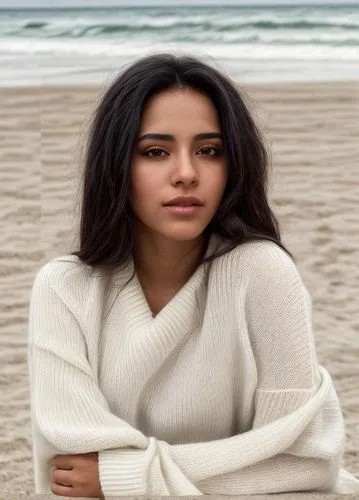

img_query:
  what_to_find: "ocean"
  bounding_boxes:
[1,4,359,86]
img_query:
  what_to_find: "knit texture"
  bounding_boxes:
[28,237,359,496]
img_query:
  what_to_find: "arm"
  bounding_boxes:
[159,381,343,494]
[154,243,345,494]
[28,262,170,496]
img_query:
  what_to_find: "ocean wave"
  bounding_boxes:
[171,34,359,46]
[1,5,359,53]
[2,5,359,85]
[3,25,358,48]
[219,19,359,31]
[22,21,48,29]
[2,16,359,39]
[3,38,359,62]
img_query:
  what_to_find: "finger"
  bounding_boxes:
[51,468,73,487]
[50,481,75,497]
[50,455,73,470]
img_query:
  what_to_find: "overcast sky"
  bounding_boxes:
[0,0,358,8]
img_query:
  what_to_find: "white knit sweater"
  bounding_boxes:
[28,237,359,497]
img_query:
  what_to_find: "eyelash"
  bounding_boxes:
[142,145,223,159]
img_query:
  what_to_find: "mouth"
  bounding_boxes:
[163,197,204,207]
[164,203,201,207]
[163,204,202,215]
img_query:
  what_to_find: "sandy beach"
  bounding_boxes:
[1,80,358,497]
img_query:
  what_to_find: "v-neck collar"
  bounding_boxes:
[111,233,221,337]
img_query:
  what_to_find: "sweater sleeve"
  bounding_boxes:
[28,263,170,496]
[154,242,349,495]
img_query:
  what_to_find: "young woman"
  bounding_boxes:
[28,53,359,497]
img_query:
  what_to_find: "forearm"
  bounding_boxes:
[30,345,161,495]
[162,367,332,484]
[194,453,340,495]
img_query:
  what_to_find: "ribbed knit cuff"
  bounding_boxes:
[98,437,157,496]
[253,389,313,427]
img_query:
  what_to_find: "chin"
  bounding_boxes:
[159,226,206,242]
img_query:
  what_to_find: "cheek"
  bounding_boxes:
[130,166,161,209]
[207,169,228,201]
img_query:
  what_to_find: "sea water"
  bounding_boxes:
[1,3,359,86]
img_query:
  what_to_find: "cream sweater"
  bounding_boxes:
[28,237,359,497]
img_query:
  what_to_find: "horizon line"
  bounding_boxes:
[0,2,358,9]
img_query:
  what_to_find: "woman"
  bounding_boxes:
[28,53,359,497]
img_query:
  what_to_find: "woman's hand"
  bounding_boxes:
[49,452,103,498]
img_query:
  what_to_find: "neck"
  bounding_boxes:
[133,227,208,290]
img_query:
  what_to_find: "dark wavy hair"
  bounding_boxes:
[71,53,294,273]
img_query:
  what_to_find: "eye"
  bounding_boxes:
[197,145,222,157]
[142,148,167,158]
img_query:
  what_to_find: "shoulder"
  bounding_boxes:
[28,255,105,366]
[213,239,310,308]
[217,239,300,286]
[30,255,134,318]
[30,254,107,318]
[31,254,95,293]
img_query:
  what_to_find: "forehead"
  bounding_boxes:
[139,88,220,132]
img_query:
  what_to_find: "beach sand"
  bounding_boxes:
[0,80,358,497]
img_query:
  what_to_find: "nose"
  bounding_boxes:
[171,150,199,187]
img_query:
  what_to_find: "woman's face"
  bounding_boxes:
[130,87,227,243]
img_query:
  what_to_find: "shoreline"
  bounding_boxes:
[0,77,358,91]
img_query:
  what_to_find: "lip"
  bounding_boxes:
[164,205,202,216]
[163,196,204,207]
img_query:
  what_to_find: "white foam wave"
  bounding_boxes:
[2,38,359,61]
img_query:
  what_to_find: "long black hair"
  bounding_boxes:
[71,53,294,273]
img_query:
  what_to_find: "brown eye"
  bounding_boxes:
[198,146,221,157]
[143,148,167,158]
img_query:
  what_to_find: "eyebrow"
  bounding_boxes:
[137,132,223,142]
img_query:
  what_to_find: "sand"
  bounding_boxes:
[0,80,358,498]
